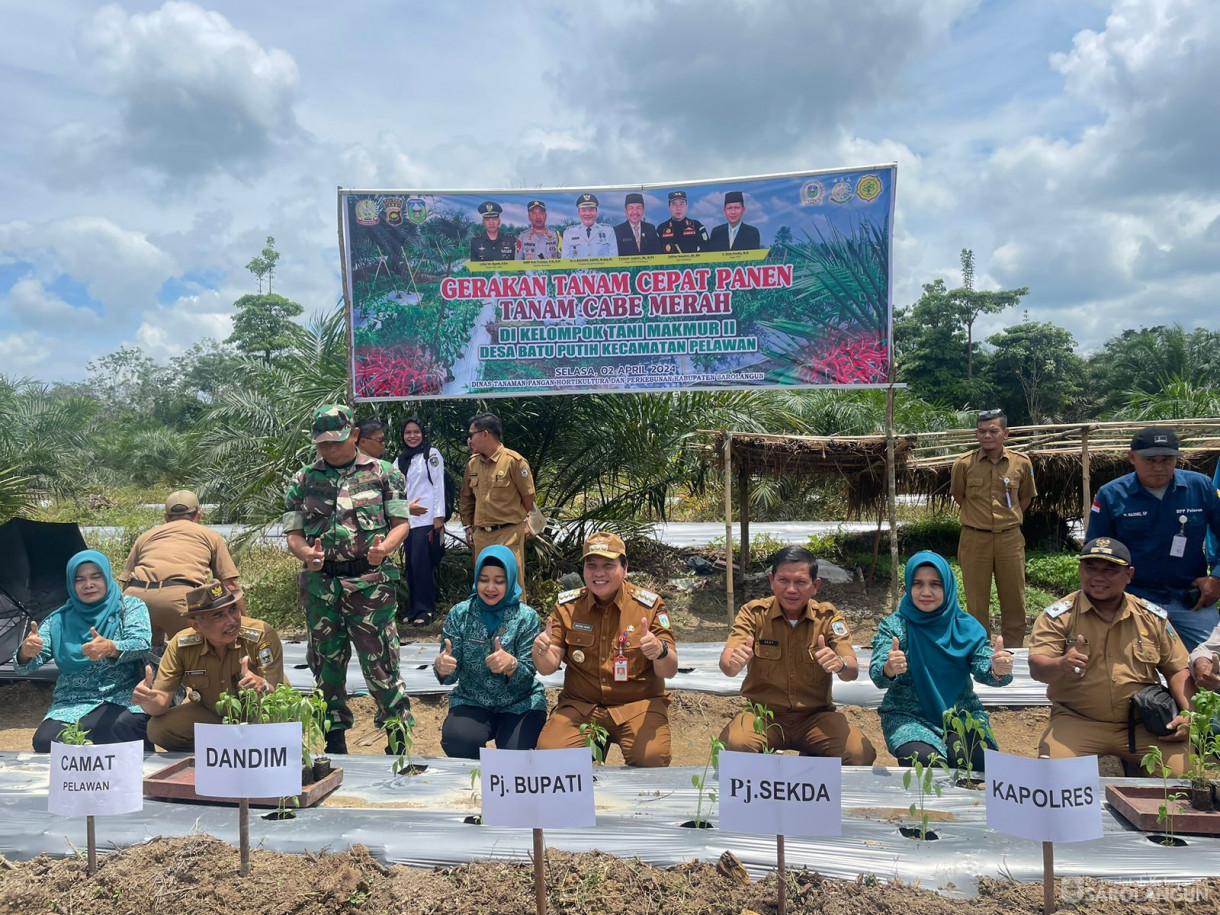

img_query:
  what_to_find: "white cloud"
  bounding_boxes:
[48,1,302,182]
[0,331,54,374]
[1,276,104,331]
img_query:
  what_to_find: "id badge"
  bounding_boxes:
[613,654,628,682]
[1170,535,1187,558]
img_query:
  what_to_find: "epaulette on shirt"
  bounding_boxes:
[177,632,203,646]
[240,626,262,642]
[557,588,583,605]
[632,588,659,608]
[1133,597,1168,619]
[1043,600,1072,619]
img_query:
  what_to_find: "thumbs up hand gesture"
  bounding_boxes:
[1063,635,1089,679]
[367,534,387,566]
[990,635,1013,678]
[814,634,845,675]
[304,540,325,572]
[638,616,663,660]
[485,636,516,675]
[726,636,755,676]
[884,636,908,678]
[435,638,457,677]
[82,625,115,662]
[18,621,43,663]
[237,655,266,692]
[132,664,159,705]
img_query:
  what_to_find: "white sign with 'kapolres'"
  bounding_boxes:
[49,741,144,817]
[194,722,302,798]
[479,747,595,829]
[718,751,842,836]
[985,750,1102,843]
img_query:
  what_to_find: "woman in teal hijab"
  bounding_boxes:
[869,551,1014,770]
[433,545,547,757]
[14,550,153,751]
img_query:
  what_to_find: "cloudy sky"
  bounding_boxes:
[1,0,1216,382]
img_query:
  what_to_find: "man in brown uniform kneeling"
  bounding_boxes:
[132,582,285,751]
[1029,537,1193,775]
[718,546,876,763]
[120,490,246,650]
[533,532,677,766]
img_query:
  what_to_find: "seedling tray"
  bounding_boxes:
[143,757,343,808]
[1105,784,1220,836]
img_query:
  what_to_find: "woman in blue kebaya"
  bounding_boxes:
[870,551,1013,770]
[433,545,546,757]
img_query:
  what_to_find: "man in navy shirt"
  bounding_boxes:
[1086,427,1220,650]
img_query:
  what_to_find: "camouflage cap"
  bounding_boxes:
[185,581,238,615]
[312,404,354,443]
[583,531,626,560]
[164,490,200,516]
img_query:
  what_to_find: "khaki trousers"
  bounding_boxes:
[719,707,876,765]
[472,522,526,594]
[958,526,1027,647]
[536,696,671,767]
[128,583,193,649]
[1038,707,1188,776]
[147,701,223,752]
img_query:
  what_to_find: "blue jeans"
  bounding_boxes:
[1134,589,1220,653]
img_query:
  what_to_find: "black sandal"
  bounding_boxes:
[410,611,434,627]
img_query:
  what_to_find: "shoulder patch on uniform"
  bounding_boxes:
[557,588,583,605]
[633,589,658,608]
[657,611,671,629]
[1135,598,1168,619]
[259,645,274,666]
[1043,600,1072,618]
[429,455,440,466]
[177,632,203,646]
[831,619,849,637]
[240,626,261,642]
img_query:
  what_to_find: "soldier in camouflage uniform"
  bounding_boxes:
[283,405,415,755]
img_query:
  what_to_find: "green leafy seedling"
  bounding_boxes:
[690,736,724,828]
[902,754,946,840]
[579,721,610,766]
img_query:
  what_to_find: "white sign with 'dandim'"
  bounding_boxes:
[49,741,144,817]
[194,722,302,798]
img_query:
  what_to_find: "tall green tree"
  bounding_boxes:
[985,321,1084,424]
[952,249,1028,379]
[893,279,996,408]
[1085,324,1220,416]
[227,238,304,364]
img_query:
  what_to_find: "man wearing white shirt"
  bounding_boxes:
[561,193,618,259]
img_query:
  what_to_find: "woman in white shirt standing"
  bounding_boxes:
[397,417,447,626]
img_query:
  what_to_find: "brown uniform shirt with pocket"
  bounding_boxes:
[154,617,286,712]
[460,445,535,528]
[1029,590,1189,723]
[951,447,1037,531]
[724,596,856,712]
[120,520,239,587]
[546,582,675,716]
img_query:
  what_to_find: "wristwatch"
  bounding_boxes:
[657,641,669,660]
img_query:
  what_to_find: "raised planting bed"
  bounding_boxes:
[143,757,343,809]
[1105,784,1220,837]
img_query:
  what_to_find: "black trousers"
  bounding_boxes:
[404,525,437,621]
[894,733,988,772]
[33,703,150,753]
[441,705,547,759]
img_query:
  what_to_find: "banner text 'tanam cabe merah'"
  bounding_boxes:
[339,166,895,399]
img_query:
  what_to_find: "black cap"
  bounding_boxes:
[1079,538,1132,567]
[724,191,744,206]
[1130,427,1182,457]
[667,190,687,202]
[477,201,502,218]
[624,192,644,206]
[526,199,546,211]
[576,193,599,208]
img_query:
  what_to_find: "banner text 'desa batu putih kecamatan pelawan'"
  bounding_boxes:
[338,166,895,400]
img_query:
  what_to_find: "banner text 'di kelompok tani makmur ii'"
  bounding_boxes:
[338,166,895,400]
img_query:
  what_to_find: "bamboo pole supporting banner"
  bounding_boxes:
[776,834,787,915]
[533,828,547,915]
[886,387,900,609]
[1080,428,1091,530]
[739,463,750,587]
[724,433,735,627]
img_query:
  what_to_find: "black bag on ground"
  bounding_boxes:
[1128,684,1179,752]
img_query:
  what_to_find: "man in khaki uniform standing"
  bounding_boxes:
[951,409,1036,646]
[460,412,535,591]
[1029,538,1193,775]
[718,546,876,763]
[119,490,245,650]
[132,582,285,751]
[533,532,678,767]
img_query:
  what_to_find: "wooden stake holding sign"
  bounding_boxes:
[718,751,842,914]
[480,748,596,915]
[49,741,144,875]
[984,751,1103,915]
[195,722,302,876]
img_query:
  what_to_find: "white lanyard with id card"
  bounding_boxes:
[1170,514,1188,558]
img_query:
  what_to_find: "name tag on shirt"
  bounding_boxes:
[1170,535,1187,558]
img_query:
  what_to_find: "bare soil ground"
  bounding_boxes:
[1,834,1214,915]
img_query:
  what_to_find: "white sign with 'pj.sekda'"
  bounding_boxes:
[49,741,144,817]
[718,751,842,836]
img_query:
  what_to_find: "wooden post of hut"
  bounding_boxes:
[739,463,750,592]
[723,433,735,627]
[1080,426,1091,531]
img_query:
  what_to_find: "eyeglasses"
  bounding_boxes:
[366,436,385,445]
[467,430,484,440]
[977,409,1004,421]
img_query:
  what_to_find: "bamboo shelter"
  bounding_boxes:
[701,417,1220,622]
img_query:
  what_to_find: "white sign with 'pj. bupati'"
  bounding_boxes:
[49,741,144,817]
[194,722,302,798]
[479,747,595,828]
[985,750,1102,843]
[718,751,842,836]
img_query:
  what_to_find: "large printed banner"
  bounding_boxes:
[339,166,895,400]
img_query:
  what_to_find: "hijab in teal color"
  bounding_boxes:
[471,545,521,637]
[53,550,125,673]
[896,551,987,722]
